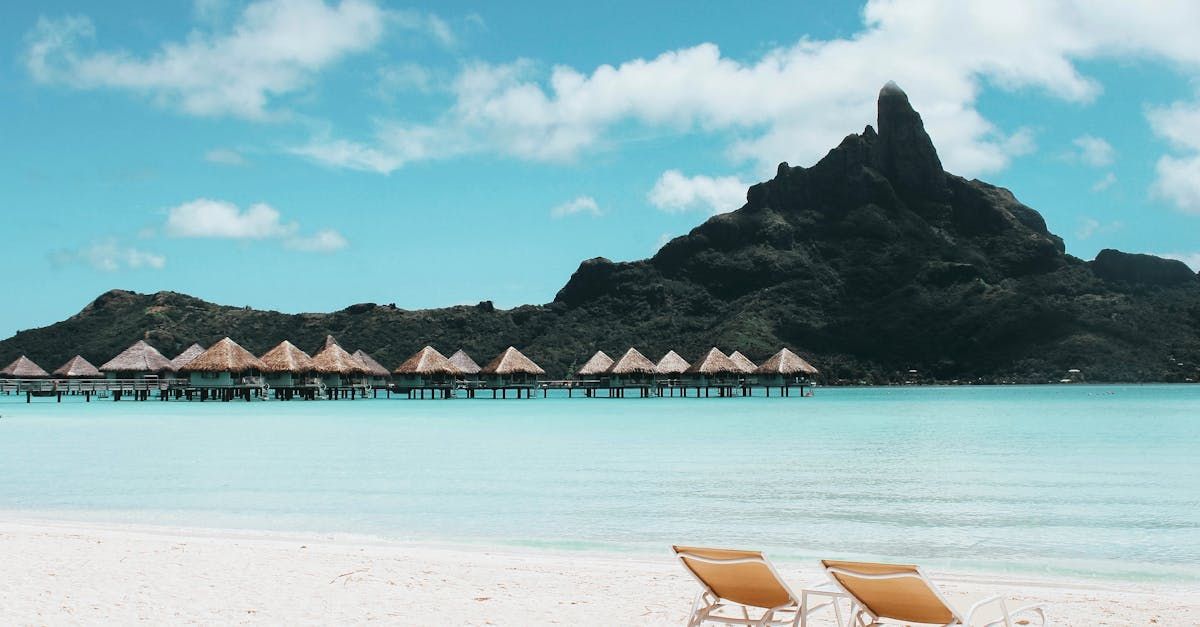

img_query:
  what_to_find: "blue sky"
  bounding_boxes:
[3,1,1200,338]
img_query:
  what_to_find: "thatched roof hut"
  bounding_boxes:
[259,341,315,373]
[394,346,461,375]
[181,337,266,373]
[607,348,657,375]
[170,344,206,371]
[481,347,545,376]
[448,350,482,375]
[656,350,690,375]
[1,355,50,378]
[100,340,173,374]
[311,336,367,374]
[728,351,758,374]
[684,348,739,375]
[53,355,101,378]
[576,351,613,377]
[353,350,391,378]
[755,348,819,375]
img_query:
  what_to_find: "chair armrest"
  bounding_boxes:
[966,595,1046,627]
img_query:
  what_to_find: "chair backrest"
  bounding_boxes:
[673,546,795,609]
[821,560,959,625]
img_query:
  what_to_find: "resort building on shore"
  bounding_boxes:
[480,347,545,398]
[393,346,460,398]
[682,348,741,395]
[1,356,50,379]
[53,355,101,379]
[754,348,819,396]
[259,341,315,391]
[170,344,206,371]
[99,340,174,381]
[311,336,367,394]
[605,348,658,397]
[179,338,266,391]
[353,350,392,390]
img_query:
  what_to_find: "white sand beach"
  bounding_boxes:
[0,519,1195,625]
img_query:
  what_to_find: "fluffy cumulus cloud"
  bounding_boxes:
[648,170,749,214]
[1148,100,1200,214]
[25,0,388,119]
[164,198,347,252]
[51,239,166,272]
[1072,134,1115,166]
[550,196,602,218]
[295,0,1200,181]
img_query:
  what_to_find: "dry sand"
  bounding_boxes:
[0,518,1195,625]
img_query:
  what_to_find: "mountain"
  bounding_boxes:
[3,83,1199,383]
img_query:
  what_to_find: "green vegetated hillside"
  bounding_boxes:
[4,83,1198,383]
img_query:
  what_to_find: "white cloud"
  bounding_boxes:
[550,196,602,218]
[1075,217,1122,240]
[1091,171,1117,192]
[165,199,295,239]
[1072,134,1115,166]
[283,229,348,252]
[204,148,248,166]
[163,198,347,251]
[375,63,436,98]
[1159,252,1200,272]
[1148,100,1200,214]
[25,0,388,119]
[648,170,748,214]
[51,239,166,272]
[296,1,1200,177]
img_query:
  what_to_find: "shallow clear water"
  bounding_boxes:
[1,385,1197,581]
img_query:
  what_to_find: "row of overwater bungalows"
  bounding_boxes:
[2,338,816,398]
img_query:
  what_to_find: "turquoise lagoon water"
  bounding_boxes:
[0,385,1197,581]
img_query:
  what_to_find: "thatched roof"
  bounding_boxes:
[100,340,174,373]
[755,348,819,375]
[394,346,461,375]
[259,341,314,373]
[728,351,758,373]
[170,344,206,371]
[181,337,266,373]
[353,350,391,377]
[684,348,739,375]
[481,346,545,376]
[311,335,367,374]
[53,355,101,378]
[448,349,481,375]
[1,355,50,378]
[576,351,613,376]
[656,350,691,375]
[608,348,657,375]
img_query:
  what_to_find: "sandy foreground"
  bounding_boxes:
[0,519,1196,626]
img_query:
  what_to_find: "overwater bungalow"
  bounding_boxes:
[170,344,206,371]
[606,348,658,397]
[1,355,50,379]
[311,335,367,396]
[353,350,392,391]
[728,350,758,392]
[99,340,174,381]
[656,350,691,396]
[53,355,101,379]
[259,340,316,396]
[448,349,482,381]
[574,350,613,396]
[754,348,818,396]
[180,338,267,398]
[393,346,461,398]
[480,347,545,398]
[682,348,740,396]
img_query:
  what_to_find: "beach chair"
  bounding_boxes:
[821,560,1046,627]
[674,546,835,626]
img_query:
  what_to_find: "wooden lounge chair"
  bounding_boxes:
[821,560,1046,626]
[674,546,835,626]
